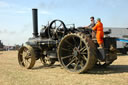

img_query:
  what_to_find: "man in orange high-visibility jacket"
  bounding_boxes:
[92,18,104,48]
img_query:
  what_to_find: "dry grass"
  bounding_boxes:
[0,51,128,85]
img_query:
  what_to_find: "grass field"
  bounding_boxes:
[0,51,128,85]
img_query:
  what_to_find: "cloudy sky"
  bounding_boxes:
[0,0,128,45]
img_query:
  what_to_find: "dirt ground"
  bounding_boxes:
[0,51,128,85]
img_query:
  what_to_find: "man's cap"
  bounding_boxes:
[97,18,101,21]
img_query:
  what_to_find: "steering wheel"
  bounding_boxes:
[48,20,67,40]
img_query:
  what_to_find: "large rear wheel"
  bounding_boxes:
[57,33,96,73]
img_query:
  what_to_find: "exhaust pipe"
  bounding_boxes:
[32,8,38,37]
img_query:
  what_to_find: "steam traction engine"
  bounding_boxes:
[18,9,117,73]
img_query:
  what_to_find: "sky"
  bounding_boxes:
[0,0,128,45]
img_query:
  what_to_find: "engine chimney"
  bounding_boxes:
[32,8,38,37]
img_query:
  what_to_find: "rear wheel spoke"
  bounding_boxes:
[74,61,79,70]
[79,61,84,68]
[61,55,73,60]
[65,40,73,47]
[83,55,88,61]
[80,46,86,52]
[66,58,76,67]
[82,48,87,52]
[78,39,82,49]
[72,37,77,46]
[72,37,76,42]
[80,52,87,55]
[61,47,72,52]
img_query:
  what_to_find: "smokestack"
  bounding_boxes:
[32,8,38,37]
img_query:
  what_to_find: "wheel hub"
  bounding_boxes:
[73,47,80,57]
[24,52,30,59]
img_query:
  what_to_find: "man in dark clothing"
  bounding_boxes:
[85,16,96,38]
[85,16,95,29]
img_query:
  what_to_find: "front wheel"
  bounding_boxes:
[18,45,36,69]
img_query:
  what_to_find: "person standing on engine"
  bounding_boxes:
[85,16,95,29]
[92,18,104,48]
[85,16,96,38]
